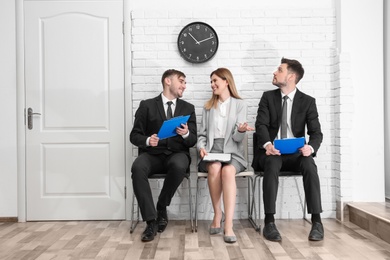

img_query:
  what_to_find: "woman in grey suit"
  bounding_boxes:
[197,68,253,243]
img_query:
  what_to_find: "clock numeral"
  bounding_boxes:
[210,49,213,52]
[196,24,200,29]
[196,56,199,61]
[204,54,208,58]
[212,41,215,45]
[188,54,192,58]
[183,48,186,52]
[189,27,192,32]
[183,33,187,37]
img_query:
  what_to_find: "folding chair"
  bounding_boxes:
[251,171,307,230]
[194,136,258,232]
[130,170,193,233]
[250,133,307,231]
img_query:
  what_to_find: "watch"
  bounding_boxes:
[177,22,219,63]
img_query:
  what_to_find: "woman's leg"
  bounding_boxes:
[221,164,237,236]
[207,162,224,228]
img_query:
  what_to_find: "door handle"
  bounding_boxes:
[27,107,41,130]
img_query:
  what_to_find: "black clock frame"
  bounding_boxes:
[177,22,219,64]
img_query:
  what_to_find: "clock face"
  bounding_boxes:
[177,22,219,64]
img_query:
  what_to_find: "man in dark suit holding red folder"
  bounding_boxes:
[130,69,197,242]
[252,58,324,241]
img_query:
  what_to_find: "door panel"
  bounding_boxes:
[24,0,125,220]
[43,13,109,129]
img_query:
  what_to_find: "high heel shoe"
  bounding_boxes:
[223,228,237,243]
[223,233,237,243]
[209,212,225,235]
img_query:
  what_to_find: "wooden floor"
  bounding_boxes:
[1,218,390,260]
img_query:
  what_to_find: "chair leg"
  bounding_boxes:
[293,177,310,223]
[248,176,260,231]
[130,192,140,233]
[187,176,194,232]
[195,177,200,232]
[256,175,262,231]
[249,176,257,227]
[304,197,309,222]
[258,175,262,231]
[247,177,251,217]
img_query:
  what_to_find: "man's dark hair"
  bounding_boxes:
[281,57,304,84]
[161,69,186,87]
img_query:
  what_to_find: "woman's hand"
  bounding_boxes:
[199,148,208,158]
[237,122,255,133]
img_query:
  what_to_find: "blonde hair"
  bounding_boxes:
[204,68,242,110]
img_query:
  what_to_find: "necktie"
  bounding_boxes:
[167,101,173,119]
[281,96,288,139]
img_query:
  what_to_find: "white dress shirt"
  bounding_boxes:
[214,97,230,138]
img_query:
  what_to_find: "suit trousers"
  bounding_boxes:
[258,152,322,215]
[131,152,190,222]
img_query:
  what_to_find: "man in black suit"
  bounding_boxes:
[252,58,324,242]
[130,69,197,242]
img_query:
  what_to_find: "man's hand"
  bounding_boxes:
[299,144,313,157]
[176,123,189,136]
[149,134,159,147]
[265,143,281,156]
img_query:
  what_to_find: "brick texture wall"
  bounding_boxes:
[130,8,337,220]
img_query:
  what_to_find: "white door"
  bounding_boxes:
[24,0,125,220]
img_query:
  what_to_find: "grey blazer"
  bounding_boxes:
[197,97,248,168]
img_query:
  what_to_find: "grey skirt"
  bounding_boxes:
[198,138,245,174]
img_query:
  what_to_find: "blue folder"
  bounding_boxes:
[274,137,305,154]
[157,115,190,139]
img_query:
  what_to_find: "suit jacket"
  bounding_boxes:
[252,88,323,170]
[197,97,247,168]
[130,94,197,159]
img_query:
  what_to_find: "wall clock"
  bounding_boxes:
[177,22,219,64]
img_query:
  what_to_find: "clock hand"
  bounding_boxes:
[197,36,214,44]
[188,33,200,44]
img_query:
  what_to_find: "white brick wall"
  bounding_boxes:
[130,8,336,220]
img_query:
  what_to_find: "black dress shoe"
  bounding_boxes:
[263,222,282,242]
[308,222,324,241]
[141,221,157,242]
[157,210,168,233]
